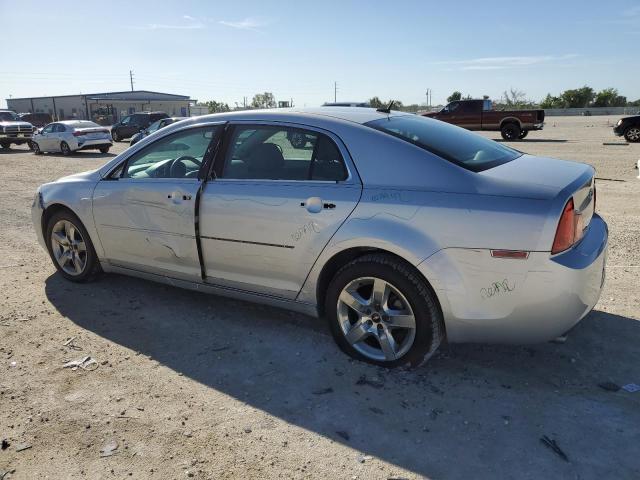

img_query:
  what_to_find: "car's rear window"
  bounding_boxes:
[73,121,100,129]
[365,115,521,172]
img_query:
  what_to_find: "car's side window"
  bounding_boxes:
[221,125,347,181]
[122,126,218,180]
[120,116,131,125]
[42,124,54,134]
[54,124,66,133]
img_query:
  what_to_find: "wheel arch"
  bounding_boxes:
[499,117,522,129]
[313,246,444,330]
[41,201,104,258]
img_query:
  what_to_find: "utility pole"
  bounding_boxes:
[334,81,337,103]
[129,70,135,91]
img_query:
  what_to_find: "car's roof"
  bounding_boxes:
[193,107,409,126]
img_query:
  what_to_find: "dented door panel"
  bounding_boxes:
[92,178,201,280]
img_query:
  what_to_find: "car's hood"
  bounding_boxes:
[476,154,594,200]
[53,169,102,184]
[0,121,33,128]
[619,115,640,122]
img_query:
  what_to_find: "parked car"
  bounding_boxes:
[613,115,640,143]
[31,108,606,368]
[31,121,112,155]
[111,112,169,142]
[422,99,545,140]
[130,117,187,146]
[0,109,35,149]
[19,112,53,128]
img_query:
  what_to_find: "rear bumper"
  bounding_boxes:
[418,214,608,344]
[532,122,544,131]
[73,138,113,151]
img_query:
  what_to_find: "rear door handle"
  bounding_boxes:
[300,197,335,213]
[167,193,192,201]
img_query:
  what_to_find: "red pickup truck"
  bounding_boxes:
[421,99,545,140]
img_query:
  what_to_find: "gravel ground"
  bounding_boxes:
[1,116,639,480]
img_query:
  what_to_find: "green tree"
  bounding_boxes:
[251,92,276,109]
[204,100,230,113]
[540,94,561,109]
[447,91,462,103]
[560,86,594,108]
[593,88,627,107]
[368,97,404,110]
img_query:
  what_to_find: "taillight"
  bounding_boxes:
[551,199,584,254]
[73,131,84,137]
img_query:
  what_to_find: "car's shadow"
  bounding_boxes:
[44,273,640,478]
[42,151,117,159]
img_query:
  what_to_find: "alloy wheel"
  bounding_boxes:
[626,127,640,142]
[337,276,416,362]
[50,219,87,275]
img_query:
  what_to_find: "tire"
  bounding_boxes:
[60,141,72,156]
[112,130,120,142]
[518,130,529,139]
[624,126,640,143]
[500,123,521,140]
[0,142,10,150]
[325,253,444,368]
[32,142,42,155]
[45,210,101,282]
[99,147,110,153]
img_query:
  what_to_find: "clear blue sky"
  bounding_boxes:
[1,0,638,108]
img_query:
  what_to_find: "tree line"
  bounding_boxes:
[199,86,639,114]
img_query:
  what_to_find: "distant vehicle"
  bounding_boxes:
[31,120,112,155]
[0,109,35,149]
[613,115,640,143]
[323,102,370,107]
[130,117,187,146]
[111,111,169,142]
[31,108,606,368]
[19,112,53,128]
[422,99,545,140]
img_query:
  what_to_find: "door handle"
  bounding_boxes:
[300,197,335,213]
[167,193,192,201]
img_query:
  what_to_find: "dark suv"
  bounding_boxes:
[613,114,640,143]
[111,111,169,141]
[19,112,53,128]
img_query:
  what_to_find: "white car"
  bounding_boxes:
[32,120,112,155]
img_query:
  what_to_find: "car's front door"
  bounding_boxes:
[92,124,222,280]
[37,124,56,150]
[199,122,362,299]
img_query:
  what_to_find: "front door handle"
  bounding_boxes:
[300,197,335,213]
[167,192,192,201]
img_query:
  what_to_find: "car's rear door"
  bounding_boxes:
[92,123,223,280]
[198,122,361,299]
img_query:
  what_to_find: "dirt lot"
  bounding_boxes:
[1,116,639,479]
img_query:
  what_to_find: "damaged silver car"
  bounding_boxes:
[32,108,607,367]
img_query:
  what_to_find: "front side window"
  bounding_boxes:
[120,116,132,125]
[147,120,162,133]
[365,115,521,172]
[221,125,347,181]
[123,126,218,179]
[42,124,54,134]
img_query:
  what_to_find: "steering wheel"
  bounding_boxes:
[169,155,201,178]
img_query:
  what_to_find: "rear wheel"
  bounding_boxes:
[45,210,101,282]
[99,146,110,153]
[325,253,443,368]
[518,130,529,139]
[500,123,521,140]
[60,141,72,156]
[624,126,640,143]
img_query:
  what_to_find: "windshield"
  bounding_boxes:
[0,111,21,121]
[365,115,521,172]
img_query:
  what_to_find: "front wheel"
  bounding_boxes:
[112,130,120,142]
[325,254,443,368]
[46,210,100,282]
[0,142,10,150]
[31,141,42,155]
[624,126,640,143]
[500,123,521,140]
[99,147,110,153]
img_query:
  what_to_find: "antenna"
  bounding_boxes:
[376,100,395,114]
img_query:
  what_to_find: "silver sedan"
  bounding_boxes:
[32,120,112,155]
[31,108,607,367]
